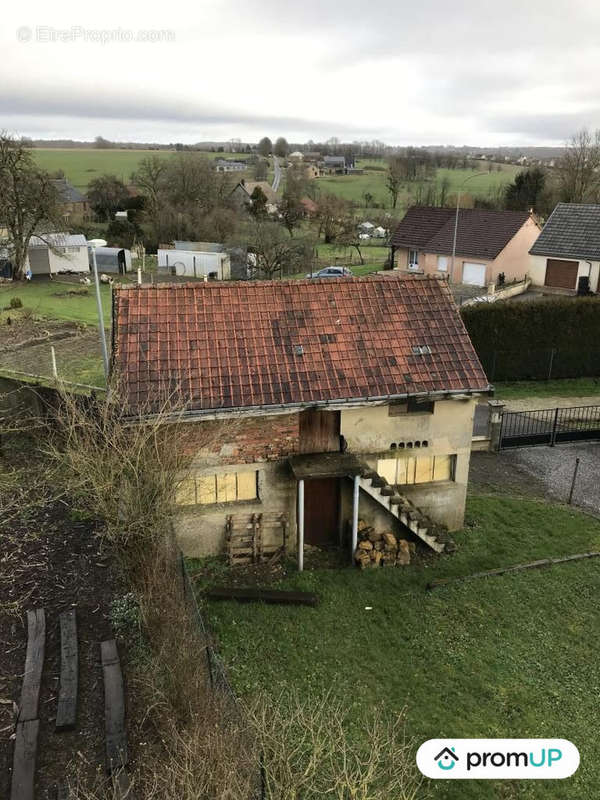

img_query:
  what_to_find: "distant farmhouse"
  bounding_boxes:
[214,158,247,172]
[52,179,91,223]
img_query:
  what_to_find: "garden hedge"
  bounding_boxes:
[460,297,600,381]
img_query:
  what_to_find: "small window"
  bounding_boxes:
[437,256,448,272]
[407,397,435,414]
[408,249,419,266]
[411,345,432,356]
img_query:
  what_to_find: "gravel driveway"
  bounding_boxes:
[469,442,600,515]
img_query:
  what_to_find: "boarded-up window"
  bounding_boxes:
[376,455,455,486]
[175,471,258,506]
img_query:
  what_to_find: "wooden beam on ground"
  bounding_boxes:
[19,609,45,723]
[56,609,78,732]
[101,640,128,774]
[10,720,39,800]
[205,587,319,607]
[427,551,600,591]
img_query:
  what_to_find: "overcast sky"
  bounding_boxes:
[2,0,599,146]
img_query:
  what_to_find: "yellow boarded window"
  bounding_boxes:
[377,458,397,485]
[415,456,434,484]
[175,479,196,505]
[237,471,257,501]
[216,473,237,503]
[197,475,217,505]
[433,455,453,482]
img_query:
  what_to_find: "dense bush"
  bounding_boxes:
[461,297,600,380]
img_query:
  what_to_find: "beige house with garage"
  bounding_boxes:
[112,275,491,567]
[390,206,540,288]
[529,203,600,293]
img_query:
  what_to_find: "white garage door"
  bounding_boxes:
[462,262,487,286]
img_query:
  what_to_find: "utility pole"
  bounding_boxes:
[88,238,109,381]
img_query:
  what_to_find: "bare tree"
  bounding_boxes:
[0,134,61,280]
[233,219,315,279]
[557,129,600,203]
[386,157,404,209]
[132,155,168,240]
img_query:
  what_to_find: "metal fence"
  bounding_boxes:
[179,553,238,701]
[500,404,600,448]
[478,348,600,382]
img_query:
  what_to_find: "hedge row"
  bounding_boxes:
[460,297,600,381]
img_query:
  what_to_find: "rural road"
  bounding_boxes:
[272,155,282,193]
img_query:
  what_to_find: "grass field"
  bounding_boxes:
[201,494,600,799]
[318,161,520,218]
[0,279,113,326]
[32,148,252,190]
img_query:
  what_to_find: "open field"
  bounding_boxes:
[32,148,252,190]
[317,161,520,217]
[203,494,600,799]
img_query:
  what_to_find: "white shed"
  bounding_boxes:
[158,248,231,279]
[28,233,89,275]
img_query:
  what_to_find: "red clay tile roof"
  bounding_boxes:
[112,274,490,414]
[391,206,531,260]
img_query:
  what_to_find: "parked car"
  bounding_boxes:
[306,266,353,278]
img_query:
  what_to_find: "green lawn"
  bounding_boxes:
[0,278,114,326]
[202,495,600,799]
[495,378,600,401]
[33,148,251,190]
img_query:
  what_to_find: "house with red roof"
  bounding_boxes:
[112,274,491,565]
[390,206,540,288]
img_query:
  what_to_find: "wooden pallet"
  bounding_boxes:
[225,513,287,566]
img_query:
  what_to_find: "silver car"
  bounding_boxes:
[307,266,353,278]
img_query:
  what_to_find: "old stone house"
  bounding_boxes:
[112,275,491,566]
[390,206,540,287]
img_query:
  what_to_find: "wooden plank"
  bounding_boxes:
[101,640,128,774]
[56,609,78,732]
[205,587,319,607]
[10,720,39,800]
[19,609,45,723]
[427,551,600,590]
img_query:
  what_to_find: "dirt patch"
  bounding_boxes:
[0,448,132,797]
[0,315,82,352]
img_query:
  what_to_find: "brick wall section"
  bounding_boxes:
[183,412,300,465]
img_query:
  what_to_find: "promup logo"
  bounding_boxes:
[417,739,579,780]
[435,747,459,771]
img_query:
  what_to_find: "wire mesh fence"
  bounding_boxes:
[478,348,600,382]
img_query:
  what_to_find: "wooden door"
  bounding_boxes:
[299,409,340,453]
[545,259,578,289]
[303,478,339,546]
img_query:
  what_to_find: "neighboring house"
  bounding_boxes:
[214,159,247,172]
[288,151,304,163]
[52,179,91,223]
[303,164,321,180]
[157,247,231,279]
[230,180,279,213]
[321,155,347,174]
[390,206,541,287]
[529,203,600,293]
[112,275,491,562]
[28,233,89,275]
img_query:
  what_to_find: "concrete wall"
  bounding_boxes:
[340,398,476,530]
[529,254,600,292]
[174,399,478,556]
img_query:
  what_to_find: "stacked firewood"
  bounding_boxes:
[354,520,415,568]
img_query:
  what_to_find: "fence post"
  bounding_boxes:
[550,407,560,447]
[488,400,505,451]
[547,348,556,381]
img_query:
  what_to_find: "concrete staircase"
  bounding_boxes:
[358,467,455,554]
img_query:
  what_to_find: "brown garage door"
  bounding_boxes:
[545,259,578,289]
